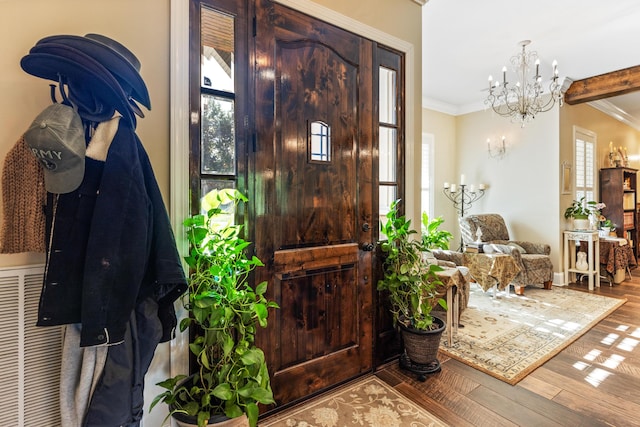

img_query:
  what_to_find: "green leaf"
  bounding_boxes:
[189,342,202,358]
[225,403,244,419]
[149,391,170,411]
[201,392,210,407]
[183,401,200,416]
[197,410,210,427]
[237,381,256,398]
[245,402,259,427]
[222,335,234,357]
[249,387,275,404]
[240,348,264,365]
[179,317,192,332]
[194,296,217,308]
[254,303,268,327]
[255,281,268,295]
[212,383,233,400]
[200,350,210,369]
[155,374,186,390]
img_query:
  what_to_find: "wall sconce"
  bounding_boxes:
[487,136,507,159]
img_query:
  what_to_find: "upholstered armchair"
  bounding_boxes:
[459,214,554,294]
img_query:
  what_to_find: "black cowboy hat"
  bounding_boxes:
[35,33,151,112]
[21,43,135,125]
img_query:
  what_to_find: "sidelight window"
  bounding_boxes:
[378,62,401,233]
[197,6,237,212]
[379,66,398,209]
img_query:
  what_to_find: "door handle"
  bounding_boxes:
[361,242,375,251]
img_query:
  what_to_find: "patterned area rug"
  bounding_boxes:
[440,284,626,385]
[259,375,448,427]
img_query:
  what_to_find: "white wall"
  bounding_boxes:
[422,108,459,247]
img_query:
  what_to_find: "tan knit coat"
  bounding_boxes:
[0,134,46,253]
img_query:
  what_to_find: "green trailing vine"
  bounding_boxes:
[151,189,279,427]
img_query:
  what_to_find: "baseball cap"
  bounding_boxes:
[24,103,86,194]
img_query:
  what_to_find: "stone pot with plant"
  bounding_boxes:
[599,218,615,237]
[377,199,447,378]
[151,189,278,427]
[564,197,596,230]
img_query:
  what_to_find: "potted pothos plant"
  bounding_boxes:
[377,199,447,374]
[151,189,278,427]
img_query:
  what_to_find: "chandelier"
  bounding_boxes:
[485,40,564,126]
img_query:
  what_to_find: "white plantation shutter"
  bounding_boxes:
[421,133,434,217]
[0,265,62,426]
[574,127,596,202]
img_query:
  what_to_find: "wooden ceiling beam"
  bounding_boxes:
[564,65,640,105]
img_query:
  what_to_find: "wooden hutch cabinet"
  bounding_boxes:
[599,167,638,257]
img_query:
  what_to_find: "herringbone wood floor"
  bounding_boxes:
[376,271,640,427]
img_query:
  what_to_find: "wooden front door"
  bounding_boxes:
[252,0,375,406]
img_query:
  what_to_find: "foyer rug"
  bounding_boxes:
[259,375,448,427]
[440,284,626,385]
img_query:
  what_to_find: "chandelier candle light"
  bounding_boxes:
[485,40,564,126]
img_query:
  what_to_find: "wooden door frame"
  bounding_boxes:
[168,0,418,388]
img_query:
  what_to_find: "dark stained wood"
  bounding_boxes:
[373,45,406,368]
[600,168,638,257]
[368,273,640,427]
[273,243,358,275]
[253,0,375,410]
[565,64,640,105]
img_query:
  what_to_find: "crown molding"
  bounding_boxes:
[413,0,429,5]
[588,99,640,131]
[422,96,489,117]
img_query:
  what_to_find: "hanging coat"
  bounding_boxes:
[38,118,187,346]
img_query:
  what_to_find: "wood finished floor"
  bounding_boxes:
[376,271,640,427]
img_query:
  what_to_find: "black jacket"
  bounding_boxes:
[38,119,187,347]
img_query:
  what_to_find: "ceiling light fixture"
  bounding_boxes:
[485,40,564,127]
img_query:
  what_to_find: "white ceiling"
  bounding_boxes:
[422,0,640,128]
